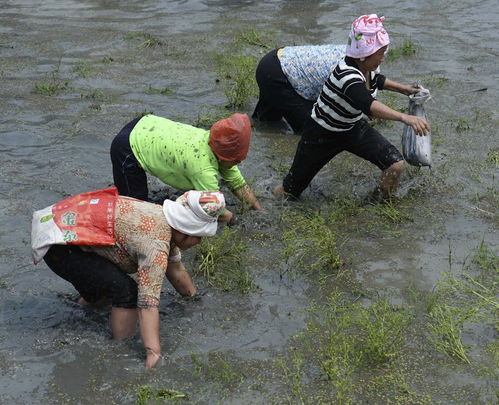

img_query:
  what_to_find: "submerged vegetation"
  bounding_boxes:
[124,32,164,48]
[212,28,274,108]
[134,385,188,404]
[33,65,69,96]
[214,52,258,108]
[280,209,343,277]
[270,240,498,403]
[145,85,173,95]
[193,105,232,128]
[486,148,499,166]
[195,227,255,293]
[387,37,419,61]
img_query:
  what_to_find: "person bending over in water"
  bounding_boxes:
[273,14,431,201]
[253,43,346,134]
[32,188,228,368]
[110,112,263,216]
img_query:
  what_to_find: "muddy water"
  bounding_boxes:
[0,1,497,404]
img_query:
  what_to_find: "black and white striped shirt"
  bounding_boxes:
[311,57,386,132]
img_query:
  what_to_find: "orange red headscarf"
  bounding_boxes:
[208,113,252,162]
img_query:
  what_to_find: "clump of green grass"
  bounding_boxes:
[124,32,164,48]
[195,227,255,293]
[191,352,245,388]
[275,352,311,404]
[363,367,433,405]
[145,85,173,95]
[280,209,343,275]
[0,276,8,289]
[387,37,419,61]
[358,299,412,364]
[486,148,499,167]
[368,200,414,224]
[135,385,188,404]
[296,292,412,403]
[421,73,448,88]
[214,53,258,108]
[34,66,69,96]
[235,28,272,49]
[472,240,499,273]
[425,241,498,363]
[211,28,273,108]
[131,110,154,120]
[427,303,475,363]
[193,105,231,128]
[455,117,471,132]
[81,89,106,101]
[71,61,93,77]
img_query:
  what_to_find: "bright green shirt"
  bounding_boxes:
[129,115,246,192]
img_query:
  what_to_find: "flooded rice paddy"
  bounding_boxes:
[0,0,497,404]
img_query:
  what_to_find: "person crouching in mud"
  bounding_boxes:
[110,112,263,217]
[32,188,228,368]
[273,14,431,201]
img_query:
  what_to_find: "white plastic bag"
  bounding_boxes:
[402,85,432,167]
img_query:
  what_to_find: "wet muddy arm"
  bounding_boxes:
[138,307,161,368]
[165,261,196,296]
[233,184,263,210]
[382,78,419,95]
[370,100,430,135]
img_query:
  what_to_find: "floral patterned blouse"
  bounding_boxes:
[81,197,181,308]
[280,44,346,100]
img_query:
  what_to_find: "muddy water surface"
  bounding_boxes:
[1,1,498,404]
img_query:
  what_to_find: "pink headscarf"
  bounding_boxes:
[345,14,390,59]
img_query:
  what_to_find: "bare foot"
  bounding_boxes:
[77,296,90,306]
[272,184,285,196]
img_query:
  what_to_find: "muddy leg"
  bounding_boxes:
[379,160,404,198]
[111,307,138,339]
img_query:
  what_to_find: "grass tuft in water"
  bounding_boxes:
[387,37,419,61]
[195,226,255,293]
[193,105,233,129]
[280,209,343,276]
[472,239,499,273]
[34,65,69,96]
[145,85,173,95]
[455,117,471,132]
[135,385,188,404]
[368,200,414,224]
[124,32,164,48]
[427,303,475,363]
[289,291,413,403]
[426,241,498,363]
[421,73,448,88]
[191,352,245,388]
[486,148,499,167]
[214,52,258,108]
[212,28,273,108]
[71,61,93,77]
[235,28,272,49]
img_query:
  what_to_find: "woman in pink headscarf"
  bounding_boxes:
[273,14,431,201]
